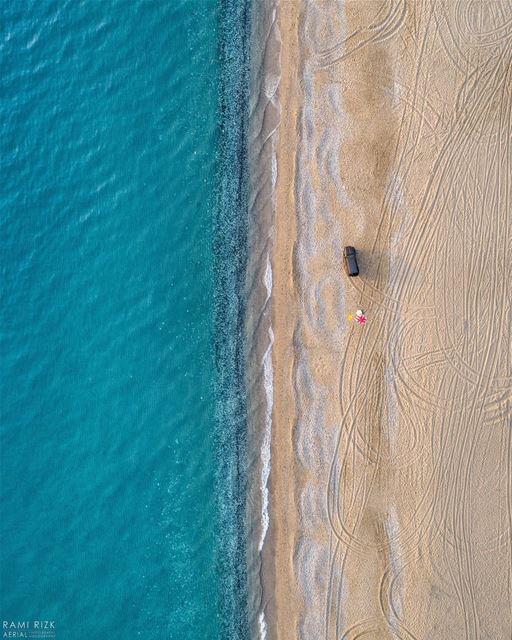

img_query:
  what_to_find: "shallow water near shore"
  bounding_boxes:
[1,0,249,637]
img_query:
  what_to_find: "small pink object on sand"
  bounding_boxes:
[355,310,367,325]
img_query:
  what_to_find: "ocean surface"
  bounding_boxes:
[1,1,249,638]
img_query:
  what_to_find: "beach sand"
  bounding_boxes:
[250,1,512,638]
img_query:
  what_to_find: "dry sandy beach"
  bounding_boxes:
[248,1,512,638]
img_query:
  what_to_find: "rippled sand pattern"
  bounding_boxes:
[267,1,512,638]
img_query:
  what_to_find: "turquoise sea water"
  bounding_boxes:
[1,1,249,638]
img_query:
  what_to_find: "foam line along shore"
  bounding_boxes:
[244,0,282,638]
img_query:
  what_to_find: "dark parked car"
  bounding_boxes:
[343,246,359,277]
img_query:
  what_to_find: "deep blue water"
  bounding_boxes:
[0,1,249,638]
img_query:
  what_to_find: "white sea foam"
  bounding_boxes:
[258,609,268,640]
[263,251,273,303]
[247,0,280,636]
[259,256,274,554]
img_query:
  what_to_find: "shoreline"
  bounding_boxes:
[244,1,281,637]
[248,1,512,638]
